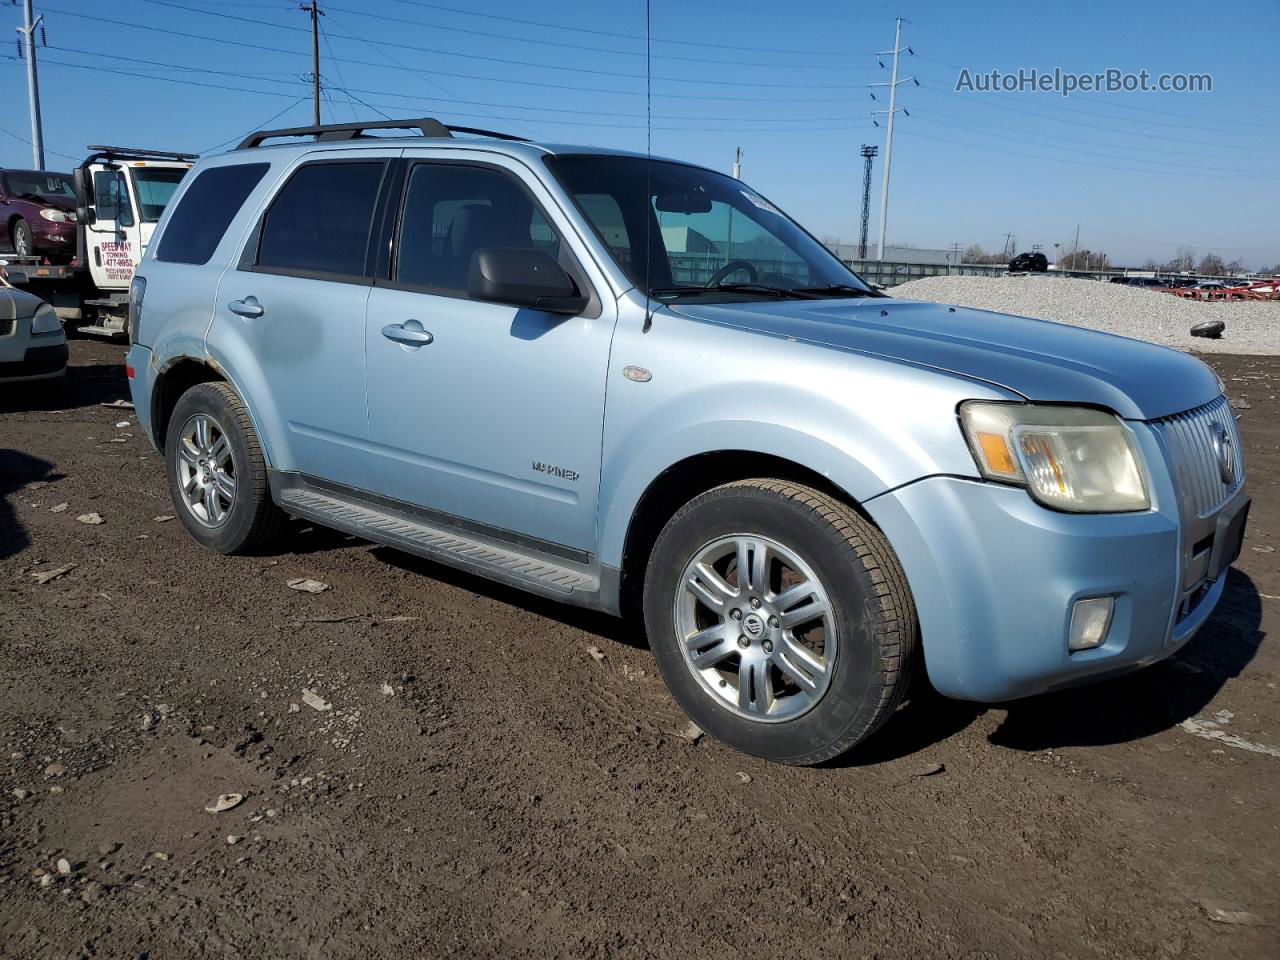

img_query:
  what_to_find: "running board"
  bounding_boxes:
[272,473,617,613]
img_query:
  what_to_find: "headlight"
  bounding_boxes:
[39,208,70,223]
[959,401,1149,512]
[30,302,62,335]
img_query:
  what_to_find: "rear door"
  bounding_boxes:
[212,153,392,490]
[362,151,617,552]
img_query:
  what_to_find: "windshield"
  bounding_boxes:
[129,166,188,222]
[546,155,874,302]
[4,171,74,201]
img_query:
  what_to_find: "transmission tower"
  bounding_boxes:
[858,145,878,259]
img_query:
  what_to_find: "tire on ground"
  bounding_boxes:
[643,478,917,765]
[164,381,283,554]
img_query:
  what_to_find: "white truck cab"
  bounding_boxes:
[73,146,195,333]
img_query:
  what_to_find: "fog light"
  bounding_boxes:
[1069,596,1114,651]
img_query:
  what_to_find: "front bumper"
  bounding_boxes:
[0,333,68,382]
[30,218,76,249]
[865,468,1241,703]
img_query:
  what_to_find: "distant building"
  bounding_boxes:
[827,243,955,265]
[661,226,719,255]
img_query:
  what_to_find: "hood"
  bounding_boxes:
[666,296,1221,420]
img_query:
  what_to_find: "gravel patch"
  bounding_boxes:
[892,275,1280,355]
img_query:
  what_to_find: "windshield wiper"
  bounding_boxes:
[792,284,882,298]
[707,282,820,299]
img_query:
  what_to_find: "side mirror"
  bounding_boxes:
[467,247,587,315]
[72,167,95,224]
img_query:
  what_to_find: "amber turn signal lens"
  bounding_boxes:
[976,431,1017,476]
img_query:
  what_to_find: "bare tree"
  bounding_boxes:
[1197,253,1226,276]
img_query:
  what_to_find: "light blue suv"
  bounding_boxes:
[125,118,1249,765]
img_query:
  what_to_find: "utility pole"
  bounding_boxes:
[731,146,742,179]
[871,18,914,261]
[1071,223,1081,272]
[17,0,45,169]
[858,145,877,259]
[300,1,323,127]
[1002,232,1015,259]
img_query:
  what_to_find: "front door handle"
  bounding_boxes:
[381,322,434,346]
[228,296,264,319]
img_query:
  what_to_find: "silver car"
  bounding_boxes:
[0,284,67,386]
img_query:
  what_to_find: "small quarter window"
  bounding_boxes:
[156,163,269,265]
[257,161,385,279]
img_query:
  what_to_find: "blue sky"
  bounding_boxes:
[3,0,1277,268]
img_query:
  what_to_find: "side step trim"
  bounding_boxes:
[272,472,620,614]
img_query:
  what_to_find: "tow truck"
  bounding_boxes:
[0,145,194,337]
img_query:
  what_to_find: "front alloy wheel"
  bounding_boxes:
[644,479,917,765]
[676,534,836,722]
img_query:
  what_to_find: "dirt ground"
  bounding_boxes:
[1,339,1277,960]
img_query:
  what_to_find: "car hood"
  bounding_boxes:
[665,296,1221,420]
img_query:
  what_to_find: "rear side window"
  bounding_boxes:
[156,163,268,265]
[256,161,385,279]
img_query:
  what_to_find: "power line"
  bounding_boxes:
[322,2,863,68]
[201,96,311,153]
[381,0,861,56]
[137,0,867,88]
[913,78,1280,153]
[3,54,869,137]
[907,109,1278,176]
[39,6,868,104]
[895,128,1280,182]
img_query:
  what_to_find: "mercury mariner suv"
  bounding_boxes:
[125,118,1248,765]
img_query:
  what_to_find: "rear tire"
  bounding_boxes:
[643,479,916,765]
[165,382,283,554]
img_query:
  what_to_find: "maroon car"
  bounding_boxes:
[0,169,78,262]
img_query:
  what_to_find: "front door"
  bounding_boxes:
[363,155,616,553]
[87,167,137,291]
[210,155,391,490]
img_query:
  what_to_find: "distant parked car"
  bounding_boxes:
[0,169,77,262]
[1009,252,1048,273]
[0,285,67,387]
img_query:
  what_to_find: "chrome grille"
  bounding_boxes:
[1153,395,1244,518]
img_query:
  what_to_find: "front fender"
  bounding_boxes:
[595,312,1008,568]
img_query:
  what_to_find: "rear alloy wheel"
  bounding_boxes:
[176,412,237,527]
[12,219,33,257]
[165,382,283,554]
[644,479,917,765]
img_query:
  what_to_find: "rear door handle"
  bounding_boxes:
[381,322,434,346]
[228,296,264,319]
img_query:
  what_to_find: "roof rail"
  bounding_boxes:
[85,145,200,162]
[235,117,526,150]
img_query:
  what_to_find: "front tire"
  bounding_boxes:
[643,479,916,765]
[12,219,33,257]
[165,382,283,554]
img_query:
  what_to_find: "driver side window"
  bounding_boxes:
[394,163,562,296]
[93,171,135,227]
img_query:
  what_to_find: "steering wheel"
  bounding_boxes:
[706,260,758,288]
